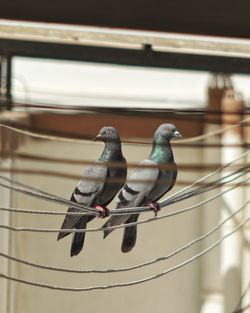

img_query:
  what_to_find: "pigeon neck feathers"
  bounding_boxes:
[100,138,123,161]
[149,137,174,164]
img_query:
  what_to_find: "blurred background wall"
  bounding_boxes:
[0,17,249,313]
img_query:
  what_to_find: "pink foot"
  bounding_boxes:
[96,205,110,218]
[148,202,161,216]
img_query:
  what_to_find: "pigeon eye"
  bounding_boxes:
[166,127,171,132]
[106,130,111,135]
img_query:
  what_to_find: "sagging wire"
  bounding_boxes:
[0,150,247,220]
[0,158,248,172]
[0,198,248,275]
[0,164,247,220]
[0,116,249,145]
[158,150,248,203]
[0,151,248,169]
[234,303,250,313]
[160,166,248,208]
[233,276,250,313]
[0,173,247,219]
[0,119,247,290]
[0,175,248,235]
[0,208,249,292]
[1,166,248,187]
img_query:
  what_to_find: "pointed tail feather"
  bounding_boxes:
[57,230,71,241]
[103,220,114,238]
[57,215,73,241]
[70,218,88,257]
[121,214,139,253]
[57,206,82,241]
[102,215,129,238]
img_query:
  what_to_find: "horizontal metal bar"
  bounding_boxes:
[1,20,250,58]
[1,38,250,74]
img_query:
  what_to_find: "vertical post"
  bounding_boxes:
[241,134,250,312]
[220,89,245,313]
[0,54,12,110]
[200,73,231,313]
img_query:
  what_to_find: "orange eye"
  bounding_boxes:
[166,127,171,131]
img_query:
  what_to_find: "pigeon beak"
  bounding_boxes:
[173,130,182,138]
[94,134,102,142]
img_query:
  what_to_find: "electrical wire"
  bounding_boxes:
[1,142,246,211]
[0,151,247,169]
[0,150,246,222]
[0,116,249,145]
[161,151,248,204]
[0,176,247,236]
[160,167,248,209]
[234,304,250,313]
[0,66,248,295]
[0,165,247,218]
[1,167,248,187]
[0,176,247,219]
[0,212,248,292]
[233,278,250,313]
[0,200,248,275]
[0,114,248,291]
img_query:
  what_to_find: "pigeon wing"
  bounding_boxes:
[58,161,108,234]
[148,162,177,202]
[102,159,159,237]
[117,159,159,207]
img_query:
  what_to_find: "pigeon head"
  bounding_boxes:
[154,123,182,144]
[94,126,120,143]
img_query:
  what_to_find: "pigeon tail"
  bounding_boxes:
[57,208,78,241]
[121,214,139,253]
[70,218,88,257]
[102,214,130,238]
[57,230,71,241]
[103,220,114,238]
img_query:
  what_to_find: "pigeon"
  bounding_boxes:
[102,123,181,253]
[57,126,127,256]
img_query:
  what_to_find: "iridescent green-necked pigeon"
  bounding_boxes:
[102,123,181,253]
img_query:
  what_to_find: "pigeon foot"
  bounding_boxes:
[148,202,161,216]
[96,205,110,218]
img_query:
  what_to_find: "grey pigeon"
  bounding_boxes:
[102,123,181,253]
[57,126,127,256]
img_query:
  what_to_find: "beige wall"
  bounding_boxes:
[5,137,206,313]
[0,159,12,313]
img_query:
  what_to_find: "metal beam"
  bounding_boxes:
[0,38,250,74]
[1,0,250,39]
[0,54,12,110]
